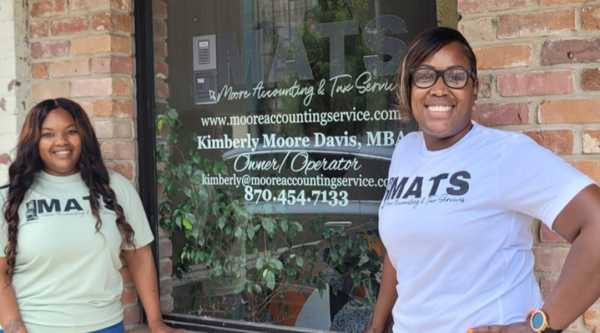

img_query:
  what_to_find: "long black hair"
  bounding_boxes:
[3,98,135,284]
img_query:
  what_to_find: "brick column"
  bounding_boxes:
[0,0,30,184]
[459,1,600,332]
[152,0,175,315]
[28,0,144,330]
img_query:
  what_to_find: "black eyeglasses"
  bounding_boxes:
[409,68,475,89]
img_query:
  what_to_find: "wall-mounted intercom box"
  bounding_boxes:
[192,35,217,105]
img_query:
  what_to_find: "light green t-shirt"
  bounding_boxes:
[0,171,154,333]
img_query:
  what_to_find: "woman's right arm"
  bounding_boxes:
[0,257,28,333]
[365,253,397,333]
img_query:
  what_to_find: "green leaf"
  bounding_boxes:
[167,132,179,145]
[166,107,178,120]
[234,282,245,295]
[265,270,276,290]
[184,213,196,224]
[213,262,223,276]
[212,202,220,216]
[296,256,304,268]
[317,281,325,298]
[269,258,283,271]
[190,150,201,165]
[157,119,164,132]
[279,219,289,233]
[217,216,226,230]
[262,217,276,236]
[330,249,338,263]
[182,217,192,231]
[288,227,297,239]
[185,162,193,176]
[256,256,266,270]
[292,222,303,232]
[219,162,229,175]
[234,226,243,238]
[247,225,256,240]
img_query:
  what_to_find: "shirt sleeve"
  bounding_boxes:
[109,172,155,250]
[496,135,595,229]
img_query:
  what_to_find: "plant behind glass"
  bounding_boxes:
[156,100,381,324]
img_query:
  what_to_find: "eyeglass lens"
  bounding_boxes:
[412,69,469,89]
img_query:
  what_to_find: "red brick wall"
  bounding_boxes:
[151,0,175,317]
[0,0,30,185]
[29,0,136,179]
[459,1,600,331]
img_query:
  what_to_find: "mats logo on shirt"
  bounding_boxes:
[25,197,115,221]
[381,171,471,209]
[26,200,39,221]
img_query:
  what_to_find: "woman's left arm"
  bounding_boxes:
[122,245,185,333]
[538,184,600,329]
[471,184,600,333]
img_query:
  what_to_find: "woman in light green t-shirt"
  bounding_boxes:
[0,98,185,333]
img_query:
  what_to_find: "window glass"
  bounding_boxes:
[154,1,436,331]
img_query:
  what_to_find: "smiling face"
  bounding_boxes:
[38,108,82,176]
[410,42,478,151]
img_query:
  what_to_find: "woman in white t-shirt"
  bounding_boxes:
[0,98,185,333]
[366,27,600,333]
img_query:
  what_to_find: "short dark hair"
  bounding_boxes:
[396,27,477,118]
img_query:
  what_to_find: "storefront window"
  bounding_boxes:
[154,1,438,331]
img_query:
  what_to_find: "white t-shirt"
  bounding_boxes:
[0,171,154,333]
[378,122,594,333]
